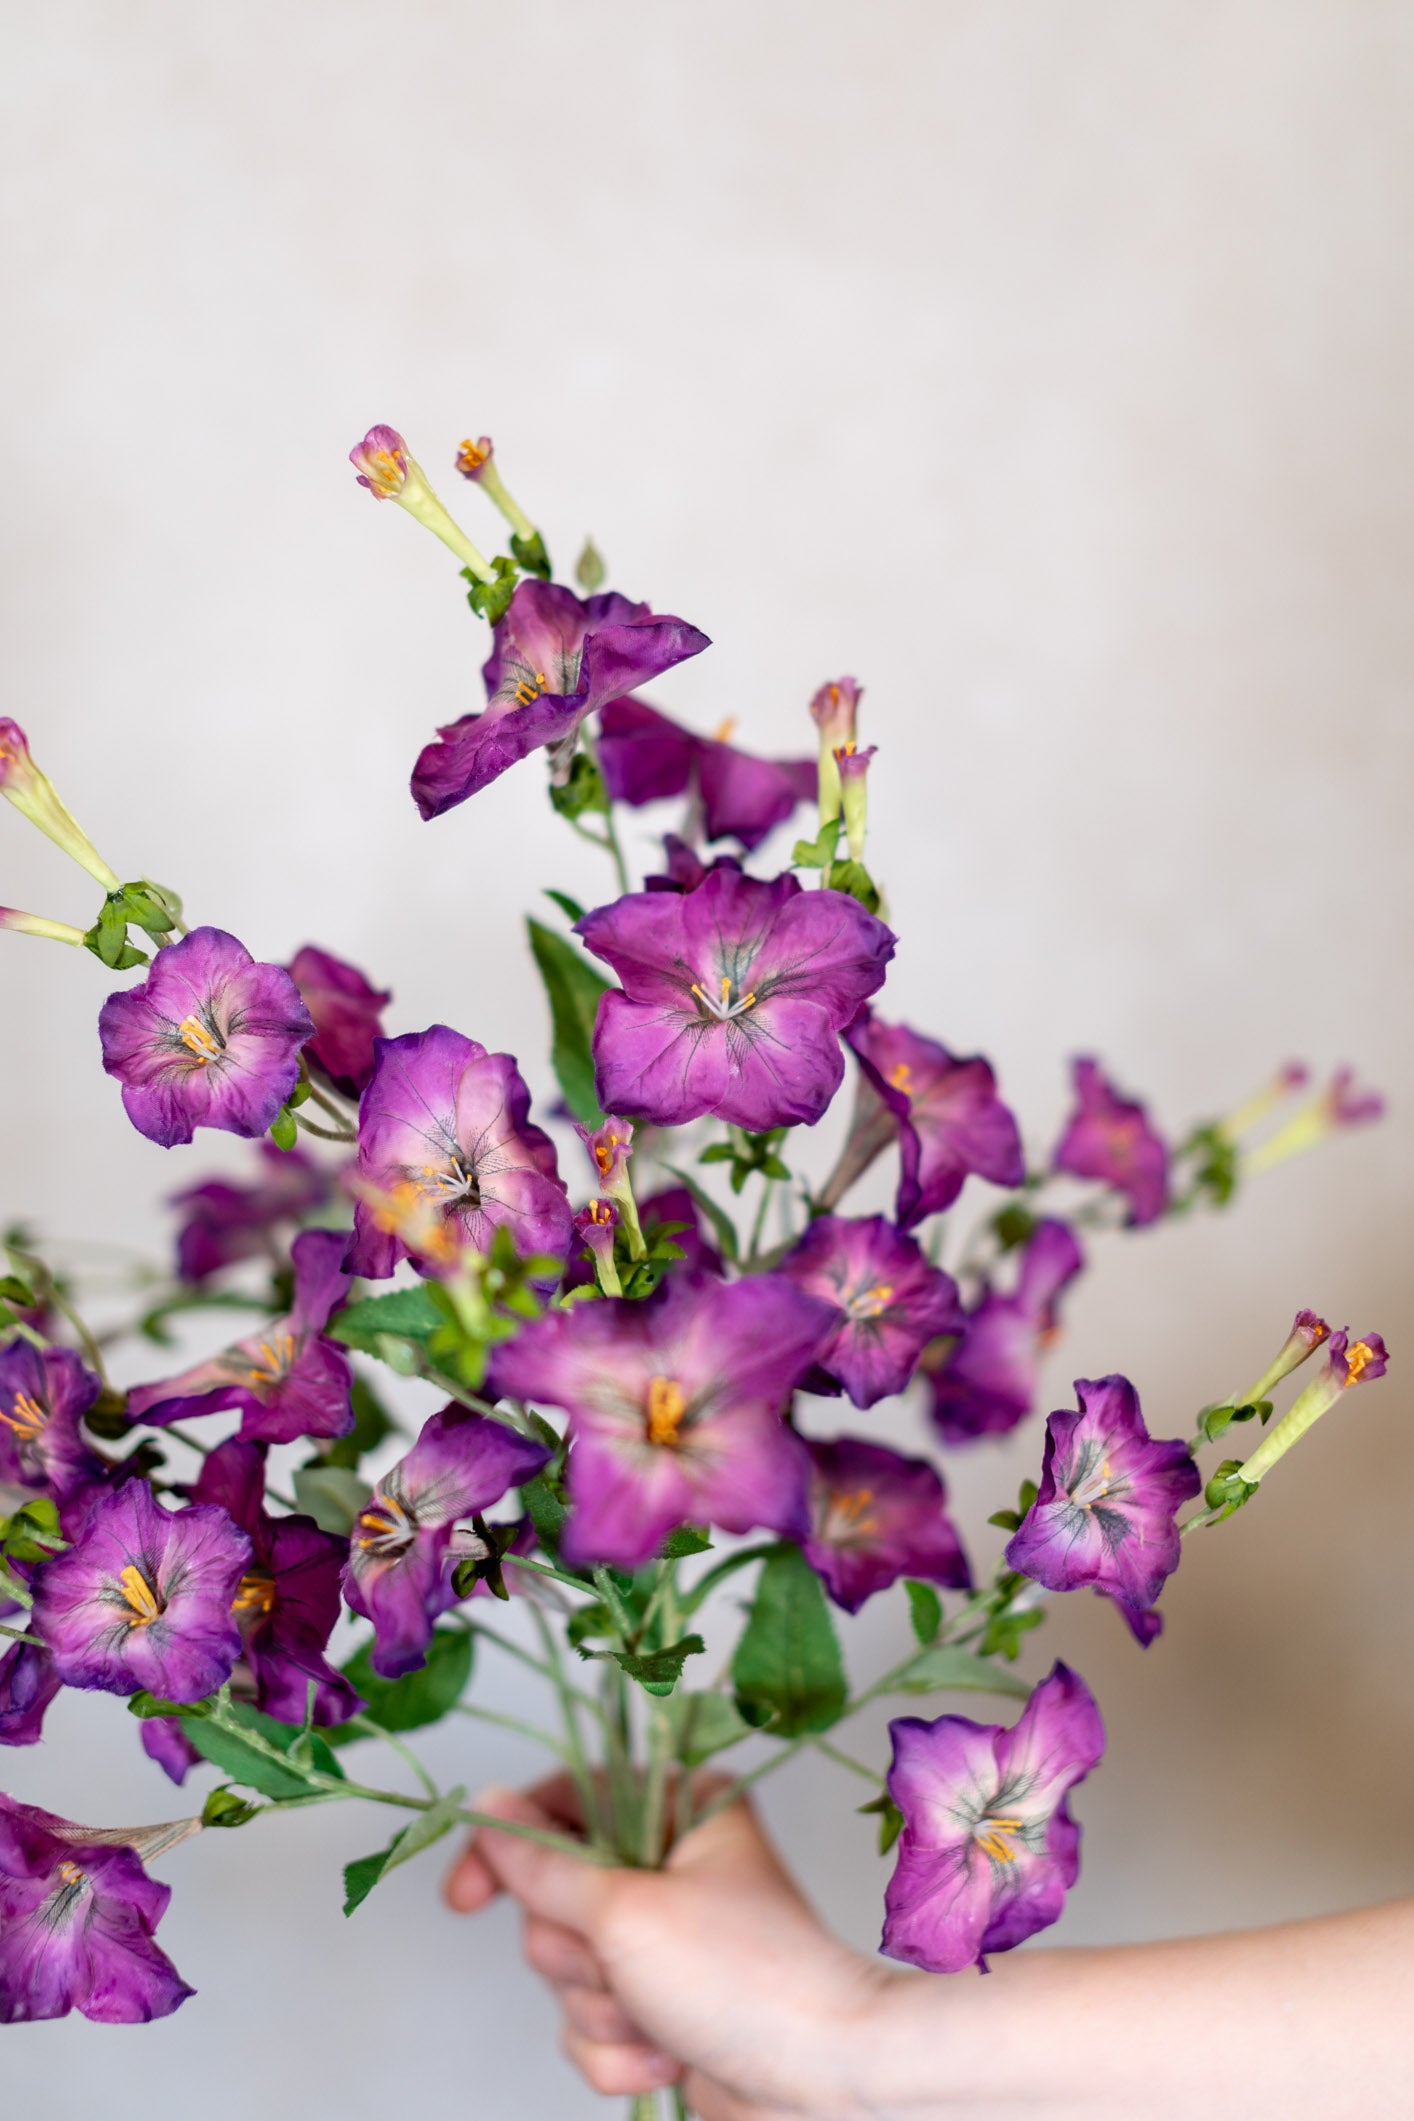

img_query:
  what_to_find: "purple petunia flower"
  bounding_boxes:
[1052,1057,1169,1226]
[490,1274,834,1569]
[802,1436,971,1614]
[139,1716,202,1787]
[288,944,391,1098]
[881,1662,1105,1974]
[0,1641,62,1747]
[346,1025,573,1277]
[780,1214,964,1410]
[32,1479,251,1703]
[577,868,894,1132]
[0,1796,194,2022]
[1005,1376,1200,1645]
[169,1141,336,1283]
[598,698,816,852]
[843,1014,1025,1229]
[0,1341,105,1506]
[187,1438,361,1726]
[126,1228,355,1447]
[98,927,313,1149]
[410,581,710,819]
[927,1220,1085,1444]
[343,1405,549,1678]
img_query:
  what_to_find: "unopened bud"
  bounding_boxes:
[1237,1328,1389,1486]
[350,425,496,584]
[834,743,877,862]
[0,720,120,892]
[0,906,86,946]
[810,677,862,826]
[1238,1309,1331,1407]
[1242,1068,1384,1177]
[1215,1062,1310,1144]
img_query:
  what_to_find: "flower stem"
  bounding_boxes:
[344,1713,441,1800]
[530,1601,611,1849]
[451,1701,569,1757]
[810,1735,884,1786]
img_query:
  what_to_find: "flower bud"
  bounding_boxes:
[810,677,862,827]
[1241,1068,1384,1176]
[835,743,877,861]
[574,1198,622,1296]
[1237,1328,1389,1486]
[455,434,547,573]
[0,720,120,891]
[574,1117,645,1257]
[0,905,86,946]
[349,425,495,584]
[1215,1062,1309,1144]
[1238,1309,1331,1407]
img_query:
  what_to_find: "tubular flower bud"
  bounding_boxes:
[349,425,495,584]
[1238,1308,1331,1407]
[574,1199,622,1296]
[455,433,538,546]
[1241,1067,1385,1176]
[1237,1328,1389,1486]
[810,676,862,826]
[834,742,876,861]
[573,1116,644,1257]
[1215,1062,1310,1144]
[0,906,86,947]
[0,720,119,892]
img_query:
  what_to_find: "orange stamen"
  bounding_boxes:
[646,1375,687,1448]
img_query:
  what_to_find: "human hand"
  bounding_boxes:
[444,1773,895,2119]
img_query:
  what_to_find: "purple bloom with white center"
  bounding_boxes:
[170,1141,335,1283]
[0,1341,104,1504]
[411,581,710,819]
[0,1796,194,2023]
[32,1479,250,1703]
[1052,1056,1169,1226]
[0,1642,62,1747]
[881,1662,1105,1974]
[597,699,817,852]
[779,1214,964,1409]
[288,944,391,1097]
[803,1436,971,1614]
[1005,1376,1200,1645]
[97,926,313,1148]
[343,1405,549,1678]
[927,1219,1084,1445]
[490,1274,834,1569]
[577,868,895,1132]
[189,1438,361,1726]
[346,1025,573,1277]
[844,1014,1025,1228]
[126,1228,355,1447]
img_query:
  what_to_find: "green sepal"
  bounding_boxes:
[82,890,149,970]
[202,1786,261,1829]
[2,1495,64,1564]
[342,1785,466,1916]
[731,1545,847,1736]
[979,1608,1046,1662]
[510,528,552,580]
[268,1104,299,1152]
[127,1690,212,1721]
[526,917,610,1129]
[326,1628,473,1743]
[825,859,881,913]
[1204,1461,1257,1513]
[462,556,519,624]
[992,1203,1037,1252]
[0,1273,37,1309]
[857,1790,905,1855]
[904,1580,943,1646]
[548,752,609,820]
[987,1509,1022,1531]
[791,818,842,871]
[566,1600,614,1651]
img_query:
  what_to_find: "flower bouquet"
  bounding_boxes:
[0,424,1388,2114]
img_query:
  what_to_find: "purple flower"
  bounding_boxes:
[411,581,710,819]
[845,1014,1025,1228]
[140,1717,202,1787]
[189,1438,361,1725]
[350,424,412,497]
[170,1141,336,1283]
[779,1215,964,1409]
[98,927,313,1148]
[0,1642,62,1747]
[347,1026,573,1277]
[1052,1057,1169,1226]
[0,1796,193,2022]
[802,1436,971,1614]
[1005,1377,1200,1644]
[644,837,744,895]
[927,1220,1085,1444]
[809,676,862,750]
[126,1229,355,1447]
[575,1114,635,1194]
[288,944,391,1098]
[597,699,817,852]
[1237,1327,1390,1487]
[574,1199,622,1294]
[881,1662,1105,1974]
[343,1405,549,1678]
[32,1479,250,1702]
[490,1274,833,1569]
[0,1341,104,1503]
[578,868,895,1132]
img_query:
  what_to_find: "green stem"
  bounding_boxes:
[464,1620,602,1715]
[639,1696,673,1867]
[304,1079,357,1129]
[451,1701,569,1756]
[693,1735,812,1826]
[293,1110,357,1143]
[811,1735,884,1786]
[345,1713,441,1800]
[530,1601,610,1849]
[592,1566,638,1645]
[744,1177,776,1269]
[512,1554,600,1599]
[0,1622,41,1643]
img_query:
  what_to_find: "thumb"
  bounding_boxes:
[470,1784,615,1934]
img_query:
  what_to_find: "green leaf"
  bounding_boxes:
[599,1634,705,1697]
[343,1785,467,1915]
[519,1469,571,1560]
[510,528,552,580]
[992,1203,1038,1252]
[548,752,609,820]
[574,536,606,593]
[268,1105,298,1152]
[660,1525,712,1560]
[327,1628,474,1742]
[544,888,588,923]
[526,917,611,1129]
[660,1166,740,1266]
[185,1719,317,1799]
[326,1283,446,1355]
[904,1581,943,1645]
[566,1600,614,1650]
[731,1545,847,1736]
[987,1509,1022,1531]
[791,818,842,871]
[291,1464,371,1537]
[0,1274,37,1308]
[890,1645,1032,1699]
[82,891,149,969]
[825,859,881,913]
[668,1690,752,1765]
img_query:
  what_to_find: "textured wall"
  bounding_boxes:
[3,4,1412,2112]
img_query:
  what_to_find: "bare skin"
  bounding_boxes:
[445,1775,1414,2121]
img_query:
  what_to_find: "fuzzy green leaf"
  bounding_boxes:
[732,1545,847,1736]
[526,917,610,1129]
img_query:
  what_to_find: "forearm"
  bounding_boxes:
[861,1897,1414,2121]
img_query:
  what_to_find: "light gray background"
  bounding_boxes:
[2,3,1412,2112]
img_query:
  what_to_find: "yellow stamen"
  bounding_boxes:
[858,1284,893,1317]
[233,1570,277,1621]
[825,1485,879,1539]
[117,1564,161,1627]
[0,1391,46,1440]
[57,1860,85,1887]
[177,1014,221,1062]
[512,671,549,707]
[712,716,737,744]
[888,1062,913,1095]
[593,1135,626,1178]
[975,1815,1026,1864]
[245,1334,295,1387]
[587,1198,614,1225]
[720,975,731,1005]
[1346,1340,1376,1384]
[646,1375,687,1448]
[456,437,491,475]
